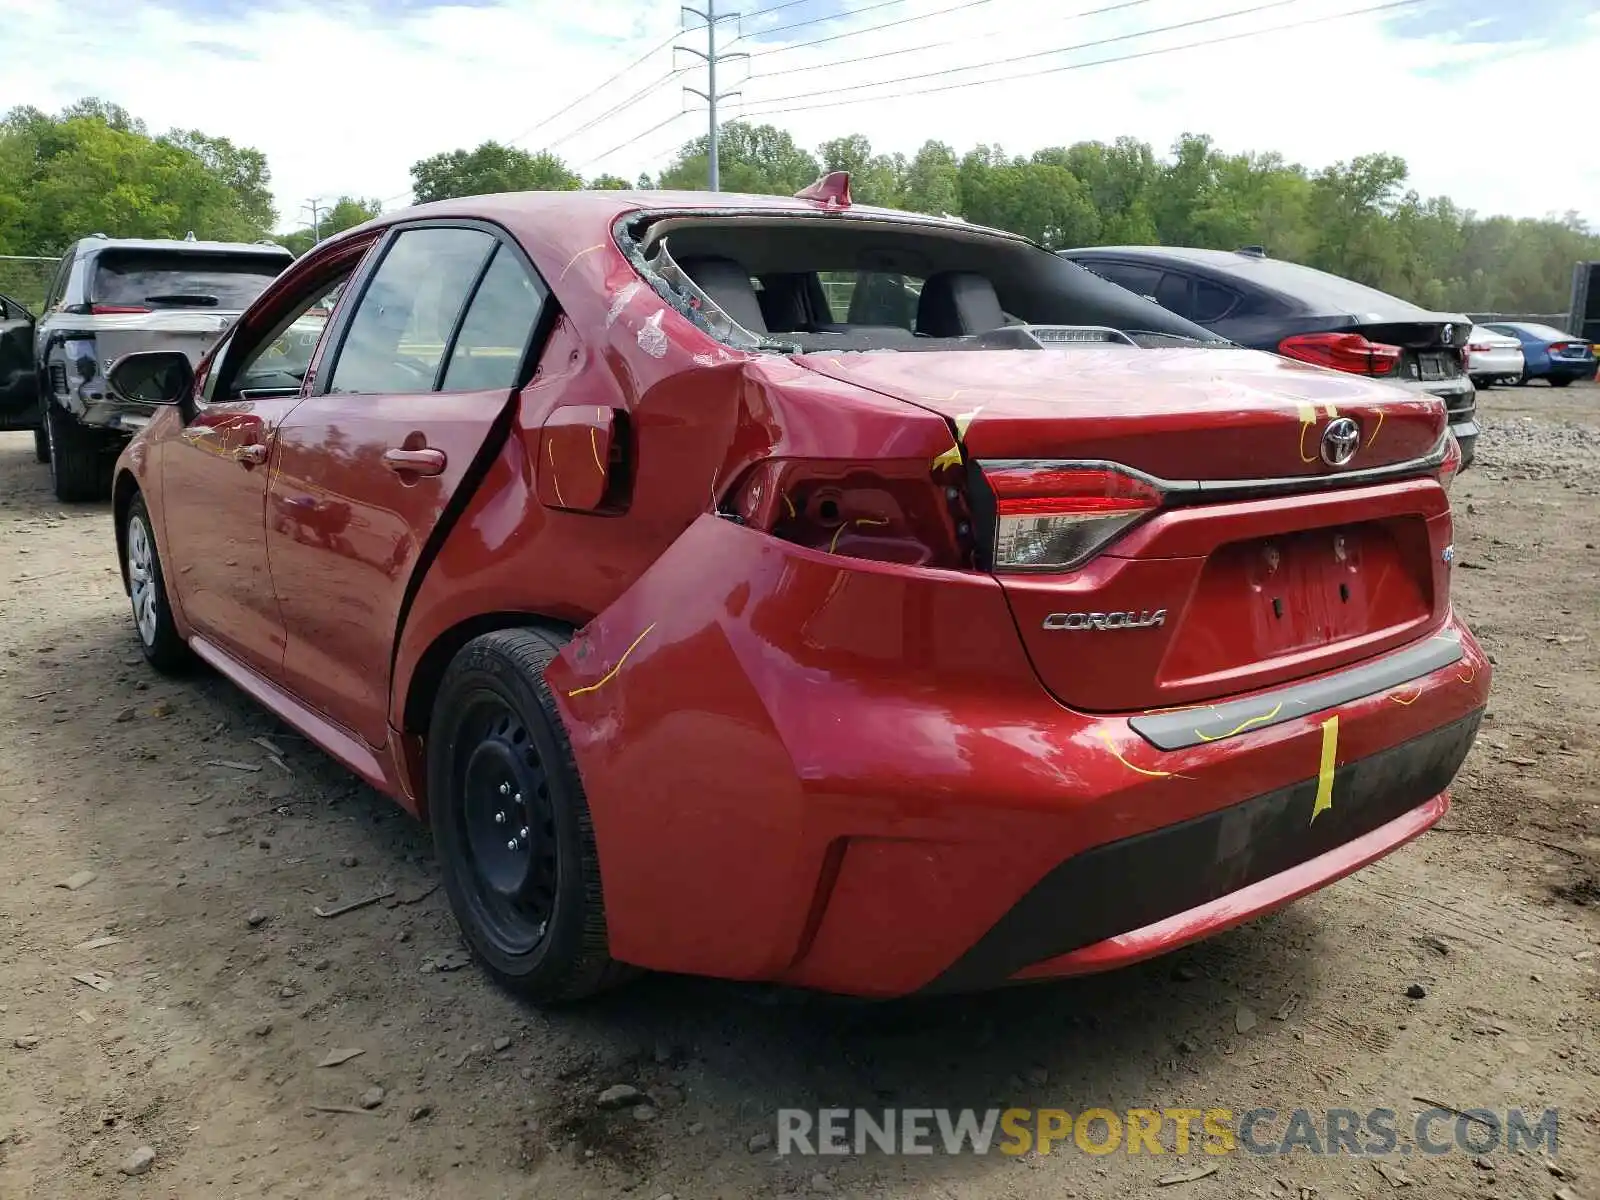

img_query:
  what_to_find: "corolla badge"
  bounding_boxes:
[1042,609,1167,631]
[1320,417,1361,467]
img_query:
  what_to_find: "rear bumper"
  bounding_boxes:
[1544,360,1598,381]
[1467,350,1522,379]
[548,516,1491,998]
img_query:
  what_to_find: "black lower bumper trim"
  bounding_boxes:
[921,710,1482,994]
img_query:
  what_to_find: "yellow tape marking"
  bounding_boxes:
[567,622,657,699]
[1324,403,1339,418]
[558,243,605,279]
[1310,715,1339,824]
[1095,730,1189,780]
[590,427,605,476]
[829,517,889,553]
[1297,420,1318,464]
[546,438,565,507]
[1457,660,1478,685]
[1366,410,1384,448]
[932,442,963,471]
[932,405,985,471]
[1295,402,1316,424]
[1195,702,1283,743]
[1390,687,1422,706]
[782,494,796,519]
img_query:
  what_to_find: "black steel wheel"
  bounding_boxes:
[427,626,631,1003]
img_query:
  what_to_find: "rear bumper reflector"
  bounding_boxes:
[1130,630,1463,751]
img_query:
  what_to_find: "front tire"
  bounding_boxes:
[45,404,108,502]
[124,495,189,673]
[33,425,49,463]
[427,627,629,1004]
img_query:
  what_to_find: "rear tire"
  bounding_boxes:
[1549,377,1572,388]
[124,494,190,674]
[32,425,48,463]
[427,627,632,1005]
[45,404,108,502]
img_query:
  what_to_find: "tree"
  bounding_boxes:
[0,100,277,254]
[409,141,581,203]
[817,135,904,208]
[585,174,632,190]
[277,196,383,257]
[656,122,820,195]
[901,140,960,216]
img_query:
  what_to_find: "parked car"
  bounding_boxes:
[1465,324,1524,388]
[0,292,39,454]
[1480,321,1598,387]
[1059,246,1480,467]
[105,183,1488,1003]
[29,235,293,500]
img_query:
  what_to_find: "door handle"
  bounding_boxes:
[382,447,446,477]
[234,443,268,467]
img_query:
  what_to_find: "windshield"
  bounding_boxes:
[626,214,1223,356]
[93,250,288,311]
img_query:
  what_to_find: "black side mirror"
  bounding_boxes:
[107,351,194,405]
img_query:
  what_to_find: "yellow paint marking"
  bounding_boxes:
[1310,714,1339,824]
[1195,702,1283,743]
[567,623,657,699]
[829,517,889,553]
[558,243,605,279]
[953,406,983,437]
[1095,730,1189,780]
[546,438,565,507]
[931,441,963,471]
[1366,410,1385,448]
[931,405,985,471]
[782,493,796,519]
[1457,660,1478,685]
[590,427,605,476]
[1390,687,1422,706]
[1297,420,1319,464]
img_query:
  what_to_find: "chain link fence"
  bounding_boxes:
[0,256,60,314]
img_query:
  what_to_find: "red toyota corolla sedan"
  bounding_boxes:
[105,178,1489,1003]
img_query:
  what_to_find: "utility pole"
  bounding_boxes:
[302,198,327,244]
[678,0,746,191]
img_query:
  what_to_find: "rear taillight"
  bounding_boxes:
[974,462,1162,572]
[91,304,151,315]
[1277,332,1402,377]
[1549,343,1569,354]
[722,458,972,568]
[1437,434,1462,494]
[1467,342,1490,353]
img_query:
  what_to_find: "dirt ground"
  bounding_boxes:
[1,384,1597,1200]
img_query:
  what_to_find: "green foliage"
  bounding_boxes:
[586,174,633,191]
[654,122,820,195]
[0,99,278,255]
[277,196,383,257]
[409,141,581,203]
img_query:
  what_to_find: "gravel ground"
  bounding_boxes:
[0,382,1597,1199]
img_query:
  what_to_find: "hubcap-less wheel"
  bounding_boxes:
[127,514,158,646]
[454,697,559,955]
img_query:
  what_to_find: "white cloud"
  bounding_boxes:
[1,0,1595,230]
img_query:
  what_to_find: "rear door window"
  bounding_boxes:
[1191,278,1240,322]
[326,227,495,395]
[1155,272,1192,317]
[91,250,288,310]
[1082,261,1163,298]
[440,247,545,392]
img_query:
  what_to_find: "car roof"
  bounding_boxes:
[74,236,292,257]
[1495,321,1571,340]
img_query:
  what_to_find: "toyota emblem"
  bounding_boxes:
[1320,417,1361,467]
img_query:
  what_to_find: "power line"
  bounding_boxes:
[740,0,1428,119]
[505,29,679,148]
[745,0,994,58]
[728,0,910,45]
[577,109,695,171]
[755,0,1153,79]
[545,68,690,150]
[300,198,327,242]
[742,0,1305,109]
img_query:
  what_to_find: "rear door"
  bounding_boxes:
[0,294,36,428]
[266,223,549,748]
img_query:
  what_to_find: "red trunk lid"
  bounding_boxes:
[794,347,1453,712]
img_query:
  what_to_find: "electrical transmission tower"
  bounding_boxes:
[677,0,747,191]
[301,198,328,243]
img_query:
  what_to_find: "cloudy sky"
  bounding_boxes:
[3,0,1596,232]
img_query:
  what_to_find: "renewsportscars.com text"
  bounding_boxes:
[776,1106,1559,1158]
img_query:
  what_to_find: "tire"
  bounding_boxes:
[1474,378,1492,391]
[45,403,108,502]
[124,494,190,674]
[33,425,48,463]
[1549,377,1572,388]
[426,627,632,1004]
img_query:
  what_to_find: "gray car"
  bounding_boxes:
[26,235,292,500]
[1059,245,1479,468]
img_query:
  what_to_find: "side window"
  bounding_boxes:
[1086,262,1162,298]
[1191,279,1239,323]
[440,247,545,392]
[1154,272,1192,317]
[326,228,494,395]
[44,251,74,310]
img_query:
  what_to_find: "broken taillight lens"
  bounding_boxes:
[1277,331,1402,377]
[722,459,972,569]
[975,463,1163,572]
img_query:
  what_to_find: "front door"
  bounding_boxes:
[0,294,37,430]
[160,256,370,676]
[266,225,548,748]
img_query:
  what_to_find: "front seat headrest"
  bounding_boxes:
[675,255,768,334]
[916,271,1005,337]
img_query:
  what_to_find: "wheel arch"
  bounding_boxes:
[112,468,141,595]
[400,611,578,738]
